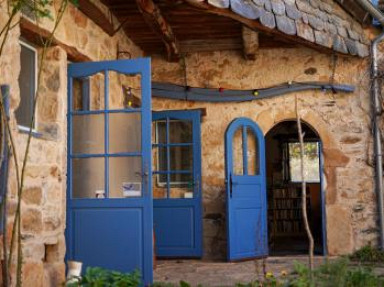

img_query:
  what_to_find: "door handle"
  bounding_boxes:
[136,164,149,196]
[229,174,233,198]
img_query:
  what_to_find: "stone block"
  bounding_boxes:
[23,262,44,287]
[43,263,66,287]
[323,148,350,167]
[23,186,43,205]
[23,242,45,261]
[22,208,43,234]
[327,205,353,255]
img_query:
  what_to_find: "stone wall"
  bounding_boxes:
[0,0,143,285]
[0,0,380,284]
[151,46,376,259]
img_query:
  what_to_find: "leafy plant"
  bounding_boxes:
[152,282,205,287]
[349,245,384,263]
[66,267,141,287]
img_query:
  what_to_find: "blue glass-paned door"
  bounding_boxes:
[66,59,153,285]
[152,110,202,257]
[225,117,268,261]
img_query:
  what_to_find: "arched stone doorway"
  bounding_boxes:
[265,120,324,255]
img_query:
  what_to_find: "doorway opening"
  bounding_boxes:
[265,120,324,255]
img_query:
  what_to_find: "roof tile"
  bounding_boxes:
[285,4,301,20]
[230,0,263,19]
[205,0,370,57]
[260,10,276,28]
[276,14,297,34]
[271,0,286,15]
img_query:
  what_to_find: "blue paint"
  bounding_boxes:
[66,58,153,285]
[225,118,268,261]
[152,82,355,102]
[152,110,203,257]
[0,85,10,234]
[371,0,381,26]
[319,142,327,255]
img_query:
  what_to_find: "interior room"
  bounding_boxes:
[265,121,324,255]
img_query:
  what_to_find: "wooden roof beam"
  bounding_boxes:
[77,0,114,36]
[242,26,259,60]
[136,0,180,62]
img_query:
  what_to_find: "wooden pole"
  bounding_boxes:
[295,96,315,271]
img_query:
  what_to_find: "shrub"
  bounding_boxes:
[236,259,384,287]
[349,245,384,263]
[66,267,141,287]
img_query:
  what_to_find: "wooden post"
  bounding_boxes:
[242,26,259,60]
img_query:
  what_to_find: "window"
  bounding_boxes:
[155,120,193,187]
[16,41,37,130]
[288,142,320,182]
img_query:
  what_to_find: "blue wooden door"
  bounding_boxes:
[66,59,153,285]
[152,110,202,257]
[225,117,268,261]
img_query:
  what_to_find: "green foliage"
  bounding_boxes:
[349,245,384,263]
[66,267,141,287]
[152,282,205,287]
[288,142,319,160]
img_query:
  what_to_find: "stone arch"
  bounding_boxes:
[256,108,352,255]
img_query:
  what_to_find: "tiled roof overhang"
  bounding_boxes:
[185,0,370,57]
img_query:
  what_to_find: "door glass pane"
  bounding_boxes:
[155,121,167,144]
[72,158,105,198]
[72,72,105,111]
[247,128,259,175]
[170,173,194,198]
[72,114,104,154]
[233,127,243,175]
[169,120,192,143]
[109,113,141,153]
[155,146,167,174]
[109,157,142,198]
[108,71,141,109]
[170,146,193,171]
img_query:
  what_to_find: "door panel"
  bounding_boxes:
[66,59,153,285]
[225,118,268,261]
[152,110,202,257]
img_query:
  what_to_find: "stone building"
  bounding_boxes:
[0,0,383,285]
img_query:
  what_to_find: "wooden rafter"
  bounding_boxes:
[77,0,114,36]
[181,0,342,56]
[242,26,259,60]
[136,0,180,62]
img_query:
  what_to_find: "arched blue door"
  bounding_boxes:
[225,118,268,261]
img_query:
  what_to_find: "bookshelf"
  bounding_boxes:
[268,185,311,240]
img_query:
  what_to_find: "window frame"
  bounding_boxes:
[287,140,321,183]
[18,40,38,133]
